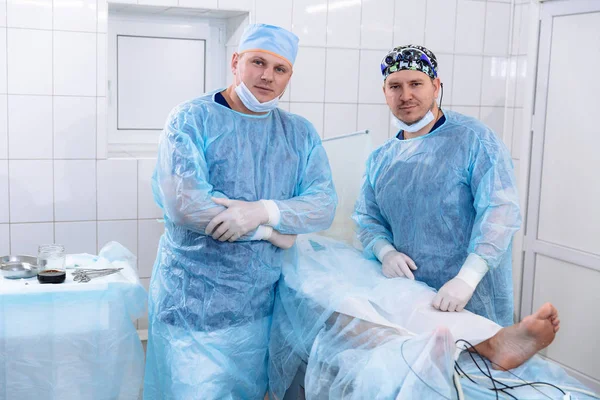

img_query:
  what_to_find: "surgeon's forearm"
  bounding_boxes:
[167,204,262,242]
[456,253,489,288]
[165,201,223,234]
[267,139,337,234]
[373,239,395,263]
[352,180,395,260]
[270,194,337,234]
[352,212,395,260]
[261,199,281,226]
[469,204,521,269]
[157,174,226,234]
[469,157,522,269]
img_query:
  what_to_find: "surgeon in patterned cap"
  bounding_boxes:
[353,44,522,327]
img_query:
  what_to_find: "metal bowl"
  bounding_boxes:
[0,255,40,279]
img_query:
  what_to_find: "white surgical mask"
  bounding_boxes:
[234,80,280,113]
[391,110,435,133]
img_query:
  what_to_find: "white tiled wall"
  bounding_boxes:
[0,0,166,330]
[506,0,532,317]
[7,29,53,95]
[8,96,53,159]
[0,0,531,327]
[236,0,520,149]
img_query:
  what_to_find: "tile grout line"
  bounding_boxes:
[504,0,519,151]
[354,0,363,133]
[5,3,11,252]
[449,0,459,109]
[96,0,100,253]
[476,0,488,120]
[287,0,295,109]
[52,0,56,244]
[321,0,329,140]
[387,0,398,139]
[136,159,139,272]
[423,0,429,50]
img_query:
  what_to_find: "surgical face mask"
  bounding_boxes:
[234,80,280,113]
[391,110,435,133]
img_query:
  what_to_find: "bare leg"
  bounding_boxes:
[473,303,560,370]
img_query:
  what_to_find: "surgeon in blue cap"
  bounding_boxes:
[353,45,522,327]
[144,24,337,399]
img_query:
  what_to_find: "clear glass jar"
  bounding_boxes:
[37,244,66,272]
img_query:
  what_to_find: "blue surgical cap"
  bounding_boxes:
[238,24,299,67]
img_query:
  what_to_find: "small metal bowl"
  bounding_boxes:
[0,255,40,279]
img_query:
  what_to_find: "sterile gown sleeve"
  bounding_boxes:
[352,154,395,259]
[152,105,259,240]
[467,137,522,269]
[272,129,337,235]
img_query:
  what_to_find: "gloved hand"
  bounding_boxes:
[381,250,418,279]
[432,277,475,312]
[432,253,489,312]
[206,198,269,241]
[268,230,297,250]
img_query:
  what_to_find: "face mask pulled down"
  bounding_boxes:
[234,78,281,113]
[391,110,435,133]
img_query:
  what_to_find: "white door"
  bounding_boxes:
[522,0,600,393]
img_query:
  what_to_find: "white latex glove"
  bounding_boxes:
[206,198,269,242]
[432,277,475,312]
[381,250,418,280]
[432,253,489,312]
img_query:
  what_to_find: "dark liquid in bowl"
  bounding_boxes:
[37,270,66,284]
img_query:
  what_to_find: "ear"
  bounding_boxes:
[231,52,240,75]
[432,77,441,98]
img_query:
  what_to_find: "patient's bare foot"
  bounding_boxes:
[473,303,560,370]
